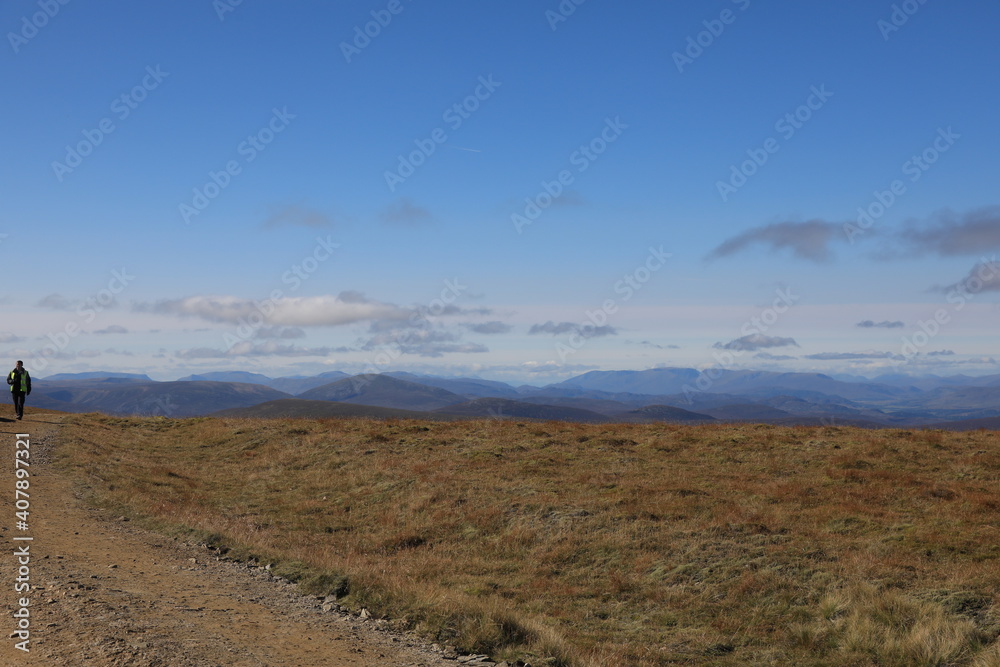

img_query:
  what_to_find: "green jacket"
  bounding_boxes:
[8,369,30,394]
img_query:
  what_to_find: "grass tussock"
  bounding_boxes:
[792,584,998,665]
[54,414,1000,665]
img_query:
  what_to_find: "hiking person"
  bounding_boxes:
[8,360,31,420]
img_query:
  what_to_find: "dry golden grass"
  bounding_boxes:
[53,415,1000,665]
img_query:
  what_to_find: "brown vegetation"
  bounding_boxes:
[53,415,1000,665]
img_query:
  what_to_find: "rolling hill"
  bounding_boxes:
[297,374,467,411]
[267,371,353,395]
[33,379,291,417]
[177,370,352,395]
[43,372,154,381]
[432,397,612,422]
[551,368,915,403]
[178,371,275,385]
[210,398,448,420]
[385,372,522,398]
[618,404,717,423]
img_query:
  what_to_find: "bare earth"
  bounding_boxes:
[1,414,465,667]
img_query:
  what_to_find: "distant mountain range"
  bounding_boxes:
[25,368,1000,429]
[31,377,288,418]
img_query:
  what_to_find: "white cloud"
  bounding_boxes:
[141,293,411,327]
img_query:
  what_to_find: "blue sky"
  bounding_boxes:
[2,0,998,384]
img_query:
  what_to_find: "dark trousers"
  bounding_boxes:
[11,392,25,418]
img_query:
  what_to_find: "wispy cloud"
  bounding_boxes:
[755,352,798,360]
[520,360,597,374]
[380,197,432,225]
[94,325,129,334]
[262,204,333,229]
[707,220,844,262]
[856,320,904,329]
[359,328,487,358]
[37,293,74,310]
[176,341,340,359]
[529,321,618,338]
[230,341,340,357]
[713,334,798,351]
[255,326,306,339]
[896,206,1000,256]
[503,189,586,212]
[937,260,1000,293]
[805,351,901,360]
[464,321,513,335]
[637,340,680,350]
[548,189,587,207]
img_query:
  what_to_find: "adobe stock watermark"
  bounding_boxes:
[899,257,997,360]
[878,0,929,41]
[179,107,295,224]
[545,0,587,31]
[7,0,71,54]
[555,246,671,362]
[213,0,245,22]
[29,268,135,372]
[340,0,414,63]
[384,75,501,192]
[222,235,340,349]
[512,116,627,234]
[716,84,833,202]
[843,126,959,243]
[681,286,799,403]
[672,0,752,73]
[51,65,169,182]
[12,432,32,653]
[141,393,181,418]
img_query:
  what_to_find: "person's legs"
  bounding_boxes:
[13,392,24,419]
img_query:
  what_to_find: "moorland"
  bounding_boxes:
[50,412,1000,666]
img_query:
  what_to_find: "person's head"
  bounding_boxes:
[15,361,23,370]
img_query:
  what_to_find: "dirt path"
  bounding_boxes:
[0,414,472,666]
